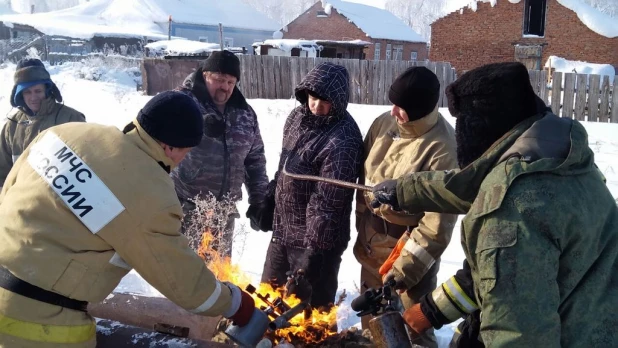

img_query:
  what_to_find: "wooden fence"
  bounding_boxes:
[142,56,616,123]
[142,56,457,107]
[528,70,617,123]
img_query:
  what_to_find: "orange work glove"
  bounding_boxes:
[402,303,433,337]
[378,235,407,277]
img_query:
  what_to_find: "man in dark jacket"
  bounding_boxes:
[249,62,363,309]
[171,50,268,256]
[371,62,618,347]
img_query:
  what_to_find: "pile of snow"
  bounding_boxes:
[253,39,322,54]
[145,39,220,56]
[319,0,426,42]
[545,55,616,85]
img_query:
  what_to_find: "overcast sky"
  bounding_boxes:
[345,0,386,9]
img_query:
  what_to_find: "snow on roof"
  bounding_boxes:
[145,39,221,55]
[545,55,615,85]
[0,0,280,41]
[320,0,426,42]
[253,39,322,52]
[439,0,617,38]
[556,0,618,38]
[145,0,279,31]
[315,39,372,45]
[0,0,171,40]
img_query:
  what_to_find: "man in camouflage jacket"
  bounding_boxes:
[250,62,363,309]
[172,51,268,255]
[371,62,618,347]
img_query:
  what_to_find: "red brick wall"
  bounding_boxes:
[430,0,618,73]
[283,2,428,61]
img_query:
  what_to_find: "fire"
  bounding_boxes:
[198,228,339,345]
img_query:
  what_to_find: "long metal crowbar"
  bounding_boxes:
[282,158,373,192]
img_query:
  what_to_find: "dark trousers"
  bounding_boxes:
[261,240,346,309]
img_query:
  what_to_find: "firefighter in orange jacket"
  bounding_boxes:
[0,91,254,347]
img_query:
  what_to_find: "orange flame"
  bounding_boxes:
[198,228,339,344]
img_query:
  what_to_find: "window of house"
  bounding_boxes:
[224,37,234,47]
[374,42,381,60]
[385,43,392,60]
[198,36,208,42]
[410,51,418,61]
[523,0,547,36]
[393,45,403,60]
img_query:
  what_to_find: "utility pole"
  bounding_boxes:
[218,23,224,50]
[168,15,172,41]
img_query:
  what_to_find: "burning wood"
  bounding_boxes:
[197,227,340,346]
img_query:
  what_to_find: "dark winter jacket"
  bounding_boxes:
[271,63,364,250]
[171,69,268,206]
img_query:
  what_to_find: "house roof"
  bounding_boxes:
[0,0,280,40]
[320,0,426,42]
[438,0,617,39]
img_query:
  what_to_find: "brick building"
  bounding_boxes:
[431,0,618,74]
[281,0,427,61]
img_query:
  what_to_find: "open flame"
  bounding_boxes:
[198,227,339,345]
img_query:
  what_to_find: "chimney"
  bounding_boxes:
[30,4,35,14]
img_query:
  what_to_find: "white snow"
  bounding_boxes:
[253,39,322,53]
[272,30,284,40]
[0,0,280,41]
[145,39,220,56]
[1,60,617,347]
[319,0,426,42]
[556,0,618,38]
[545,55,616,85]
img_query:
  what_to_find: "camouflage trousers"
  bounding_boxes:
[180,200,238,259]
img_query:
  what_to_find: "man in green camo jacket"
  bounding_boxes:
[371,62,618,347]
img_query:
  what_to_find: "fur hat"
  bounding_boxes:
[446,62,538,136]
[137,91,204,148]
[389,66,440,121]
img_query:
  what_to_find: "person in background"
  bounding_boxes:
[0,58,85,188]
[172,50,268,257]
[353,66,458,348]
[0,91,255,347]
[249,62,363,311]
[371,62,618,347]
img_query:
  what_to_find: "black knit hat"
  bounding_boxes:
[201,50,240,80]
[388,66,440,121]
[446,62,538,136]
[137,91,204,148]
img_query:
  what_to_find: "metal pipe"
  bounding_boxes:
[268,301,309,331]
[282,159,373,192]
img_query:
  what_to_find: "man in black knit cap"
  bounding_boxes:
[0,91,256,347]
[353,66,458,347]
[172,50,268,257]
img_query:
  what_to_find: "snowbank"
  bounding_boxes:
[253,39,322,56]
[145,39,220,56]
[319,0,426,42]
[545,55,616,85]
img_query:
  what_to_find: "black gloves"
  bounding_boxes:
[246,198,275,232]
[370,179,401,211]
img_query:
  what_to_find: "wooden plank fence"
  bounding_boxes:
[142,57,616,123]
[142,56,456,107]
[529,70,617,123]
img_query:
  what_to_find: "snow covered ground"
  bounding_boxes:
[1,60,616,346]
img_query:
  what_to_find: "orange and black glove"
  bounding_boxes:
[402,303,433,337]
[379,233,409,290]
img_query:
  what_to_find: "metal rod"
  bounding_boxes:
[282,159,373,192]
